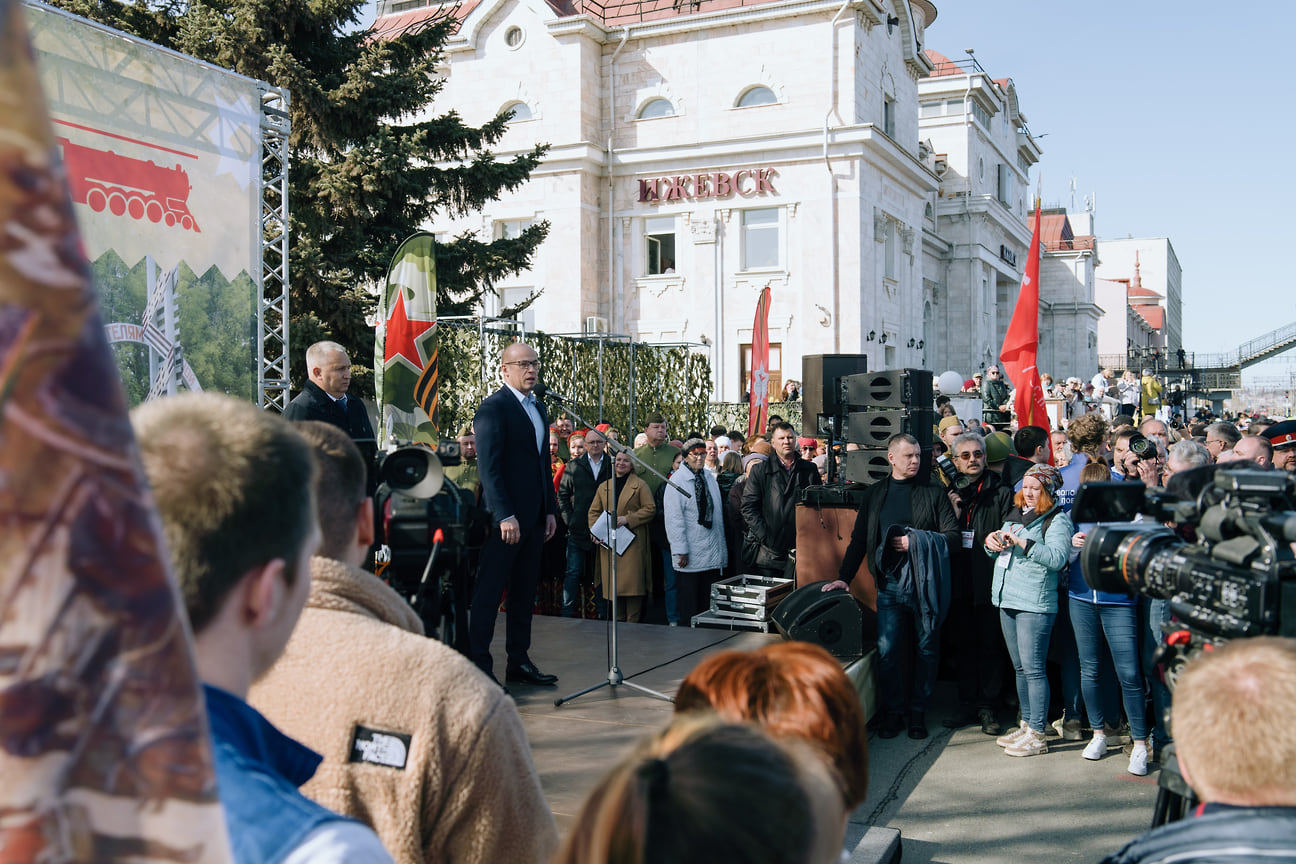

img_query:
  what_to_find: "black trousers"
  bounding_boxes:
[469,516,545,675]
[676,568,721,625]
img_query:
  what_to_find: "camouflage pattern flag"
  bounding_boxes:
[375,232,438,445]
[0,2,232,860]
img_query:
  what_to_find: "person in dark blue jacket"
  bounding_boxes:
[1067,461,1150,776]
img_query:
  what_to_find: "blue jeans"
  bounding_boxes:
[1141,597,1173,748]
[999,608,1055,733]
[1070,599,1147,740]
[1050,591,1082,722]
[661,547,679,624]
[562,539,589,617]
[876,579,940,717]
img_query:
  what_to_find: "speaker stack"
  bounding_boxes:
[839,369,934,484]
[800,354,869,438]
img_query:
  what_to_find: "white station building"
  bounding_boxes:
[377,0,1044,400]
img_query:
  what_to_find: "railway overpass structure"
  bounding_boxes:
[1099,320,1296,411]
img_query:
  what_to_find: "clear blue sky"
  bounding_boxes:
[926,0,1296,385]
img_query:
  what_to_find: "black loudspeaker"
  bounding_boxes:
[843,369,933,410]
[843,446,934,485]
[843,409,935,448]
[772,584,869,660]
[801,354,868,437]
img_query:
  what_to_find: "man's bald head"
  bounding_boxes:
[1233,435,1273,468]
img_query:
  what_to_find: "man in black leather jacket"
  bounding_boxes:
[837,434,958,740]
[1101,637,1296,864]
[941,432,1014,735]
[740,423,820,577]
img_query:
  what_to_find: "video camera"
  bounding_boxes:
[375,441,489,652]
[1072,465,1296,643]
[1073,464,1296,826]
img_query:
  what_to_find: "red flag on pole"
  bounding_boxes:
[999,201,1053,463]
[748,285,772,438]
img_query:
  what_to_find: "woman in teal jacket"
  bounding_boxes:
[985,464,1074,758]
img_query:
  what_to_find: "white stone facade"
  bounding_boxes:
[389,0,1055,398]
[917,51,1039,378]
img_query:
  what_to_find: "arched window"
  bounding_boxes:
[736,86,777,108]
[503,101,532,122]
[637,98,675,120]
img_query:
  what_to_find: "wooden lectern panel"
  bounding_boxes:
[794,502,877,611]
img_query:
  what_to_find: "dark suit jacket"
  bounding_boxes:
[283,380,375,442]
[557,453,613,549]
[838,477,959,583]
[473,386,557,529]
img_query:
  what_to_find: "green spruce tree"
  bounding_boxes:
[51,0,549,395]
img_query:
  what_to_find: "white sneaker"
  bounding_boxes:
[1128,745,1149,776]
[1083,734,1109,761]
[996,721,1028,748]
[1005,728,1048,757]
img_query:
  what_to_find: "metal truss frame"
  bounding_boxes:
[257,86,291,410]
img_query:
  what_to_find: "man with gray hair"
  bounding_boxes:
[1203,421,1241,462]
[284,340,376,445]
[1163,439,1211,482]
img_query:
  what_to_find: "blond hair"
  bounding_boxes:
[133,393,317,633]
[1173,637,1296,805]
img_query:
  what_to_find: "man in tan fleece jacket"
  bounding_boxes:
[250,422,558,864]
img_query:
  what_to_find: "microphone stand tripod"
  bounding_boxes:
[542,396,689,708]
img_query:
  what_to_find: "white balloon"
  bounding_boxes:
[937,371,964,395]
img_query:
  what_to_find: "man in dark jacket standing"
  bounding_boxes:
[837,434,959,739]
[284,341,375,444]
[981,364,1011,428]
[941,432,1014,735]
[741,422,820,577]
[556,428,612,617]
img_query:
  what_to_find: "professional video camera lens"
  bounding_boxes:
[1081,524,1180,596]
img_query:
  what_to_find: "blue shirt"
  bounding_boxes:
[204,684,355,864]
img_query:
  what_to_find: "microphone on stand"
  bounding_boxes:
[533,380,572,403]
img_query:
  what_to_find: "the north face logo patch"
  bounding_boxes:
[350,726,411,769]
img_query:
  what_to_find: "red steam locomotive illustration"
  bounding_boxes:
[58,137,201,232]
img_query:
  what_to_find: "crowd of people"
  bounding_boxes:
[131,340,1294,864]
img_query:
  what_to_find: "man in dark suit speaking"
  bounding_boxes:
[470,342,560,688]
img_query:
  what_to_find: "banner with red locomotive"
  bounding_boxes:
[27,2,266,404]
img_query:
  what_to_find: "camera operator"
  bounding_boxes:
[941,432,1015,735]
[1111,429,1161,485]
[1101,637,1296,864]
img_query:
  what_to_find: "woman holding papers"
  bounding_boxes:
[588,450,655,622]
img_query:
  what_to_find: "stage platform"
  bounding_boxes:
[496,613,1162,864]
[496,614,899,863]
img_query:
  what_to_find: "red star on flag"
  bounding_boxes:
[383,288,435,370]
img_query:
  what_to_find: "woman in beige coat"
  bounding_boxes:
[588,450,656,622]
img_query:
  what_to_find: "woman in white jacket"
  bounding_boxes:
[665,438,728,626]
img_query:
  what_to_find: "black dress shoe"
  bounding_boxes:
[908,713,929,740]
[506,661,558,686]
[875,713,904,739]
[978,709,1002,736]
[942,708,978,728]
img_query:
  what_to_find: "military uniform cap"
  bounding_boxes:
[1261,419,1296,450]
